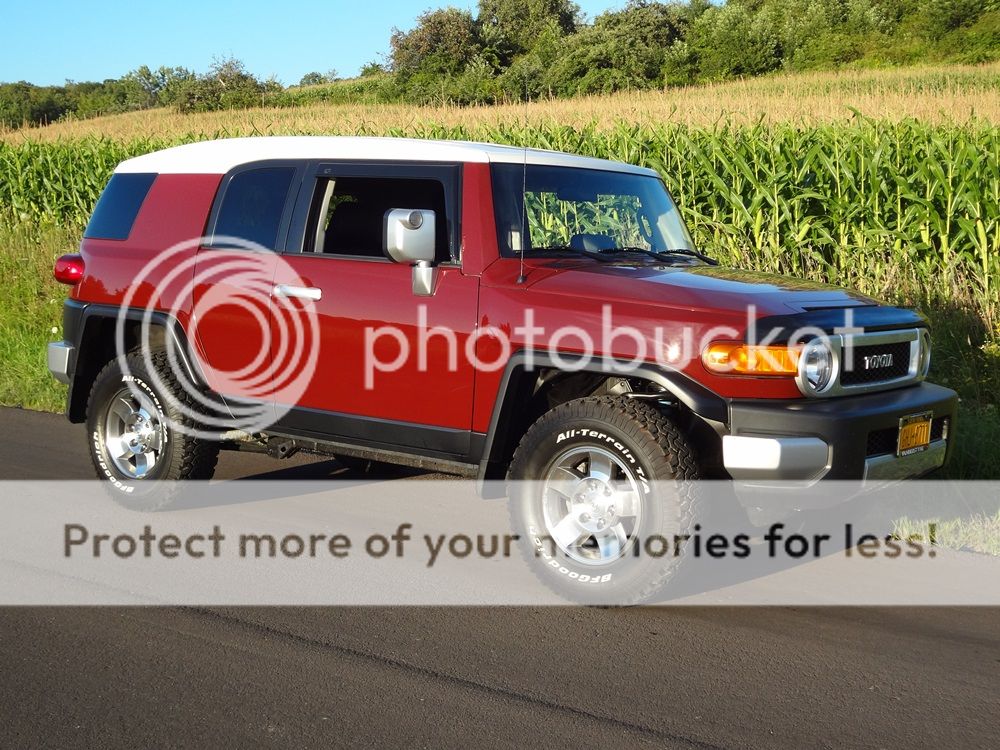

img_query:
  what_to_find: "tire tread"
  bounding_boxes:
[87,349,219,505]
[508,395,701,603]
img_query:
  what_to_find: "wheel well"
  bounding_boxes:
[480,368,724,482]
[67,317,167,423]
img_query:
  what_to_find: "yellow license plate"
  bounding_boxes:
[897,412,933,456]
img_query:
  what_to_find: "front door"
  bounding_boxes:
[269,164,479,455]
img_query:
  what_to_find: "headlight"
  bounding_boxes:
[798,338,834,394]
[919,329,932,377]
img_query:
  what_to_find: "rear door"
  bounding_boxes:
[192,162,301,413]
[270,162,480,457]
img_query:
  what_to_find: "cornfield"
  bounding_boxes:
[2,115,999,474]
[2,119,997,312]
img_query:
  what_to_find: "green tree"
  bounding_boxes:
[687,1,783,79]
[390,8,480,77]
[299,72,326,86]
[0,82,71,127]
[173,56,267,113]
[496,15,566,98]
[926,0,991,37]
[478,0,580,66]
[359,61,388,77]
[554,1,691,92]
[155,67,197,107]
[298,70,339,86]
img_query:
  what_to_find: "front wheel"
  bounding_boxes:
[508,396,701,604]
[87,350,220,510]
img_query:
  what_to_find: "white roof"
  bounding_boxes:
[115,136,658,177]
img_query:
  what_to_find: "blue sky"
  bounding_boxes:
[2,1,621,86]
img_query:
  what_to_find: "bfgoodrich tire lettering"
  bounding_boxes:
[508,396,701,604]
[87,350,219,510]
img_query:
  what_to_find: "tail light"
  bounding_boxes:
[54,254,85,285]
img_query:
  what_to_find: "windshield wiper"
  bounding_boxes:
[530,246,617,262]
[528,245,718,266]
[590,246,719,266]
[650,247,719,266]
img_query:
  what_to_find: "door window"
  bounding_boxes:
[304,176,449,261]
[213,167,296,249]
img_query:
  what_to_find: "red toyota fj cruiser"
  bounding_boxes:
[48,136,956,595]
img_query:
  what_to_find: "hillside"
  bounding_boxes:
[3,63,998,143]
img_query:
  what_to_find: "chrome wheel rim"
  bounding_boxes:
[103,387,164,479]
[541,446,643,565]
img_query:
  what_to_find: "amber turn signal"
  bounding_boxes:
[702,342,800,376]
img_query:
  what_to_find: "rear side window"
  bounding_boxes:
[213,167,296,249]
[84,173,157,240]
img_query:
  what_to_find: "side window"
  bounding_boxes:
[213,167,295,249]
[305,176,449,261]
[84,173,157,240]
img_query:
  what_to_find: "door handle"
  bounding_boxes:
[273,284,322,301]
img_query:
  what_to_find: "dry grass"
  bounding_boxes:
[894,511,1000,556]
[4,63,999,144]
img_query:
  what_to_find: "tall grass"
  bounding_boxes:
[0,225,76,412]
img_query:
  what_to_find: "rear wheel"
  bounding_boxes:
[87,350,219,510]
[508,395,700,604]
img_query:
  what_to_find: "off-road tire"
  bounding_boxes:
[508,395,701,604]
[87,349,220,510]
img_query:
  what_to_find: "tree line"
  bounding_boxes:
[389,0,998,103]
[2,0,997,128]
[0,58,284,128]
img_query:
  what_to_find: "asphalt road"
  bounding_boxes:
[1,407,998,749]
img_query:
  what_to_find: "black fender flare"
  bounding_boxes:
[476,350,727,487]
[65,301,207,422]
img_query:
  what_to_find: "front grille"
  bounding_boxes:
[841,341,911,386]
[865,416,949,457]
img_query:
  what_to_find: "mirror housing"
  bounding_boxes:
[384,209,436,264]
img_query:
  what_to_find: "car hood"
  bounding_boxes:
[521,261,879,315]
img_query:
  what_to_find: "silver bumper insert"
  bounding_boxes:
[723,435,831,482]
[863,439,947,481]
[47,341,75,385]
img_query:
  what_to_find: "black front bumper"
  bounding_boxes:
[724,382,958,481]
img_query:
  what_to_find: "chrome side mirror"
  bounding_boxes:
[384,209,436,264]
[384,209,438,296]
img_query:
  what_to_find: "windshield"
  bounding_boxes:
[491,163,694,257]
